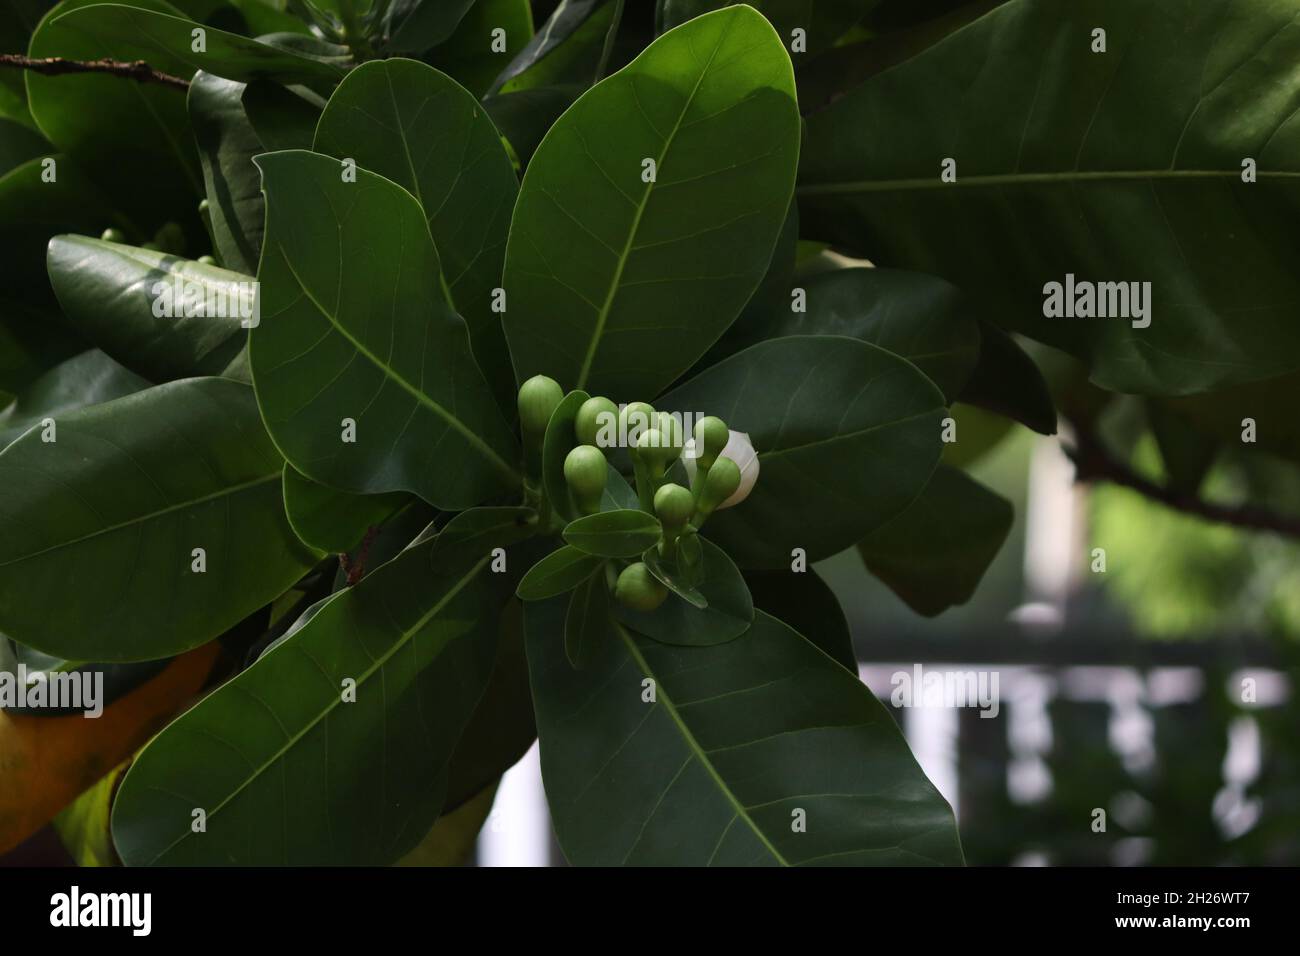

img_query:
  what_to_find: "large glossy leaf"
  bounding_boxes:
[48,3,347,83]
[47,235,249,381]
[188,71,262,275]
[313,59,519,415]
[714,266,978,402]
[799,0,1300,396]
[110,507,536,865]
[660,334,945,567]
[565,567,614,668]
[428,0,534,98]
[0,349,147,449]
[528,603,963,865]
[659,0,875,55]
[0,377,318,661]
[281,464,412,554]
[27,0,201,225]
[249,149,520,508]
[502,5,800,400]
[857,464,1012,616]
[382,0,476,54]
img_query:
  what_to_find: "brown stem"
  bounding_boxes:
[0,53,189,90]
[1063,413,1300,539]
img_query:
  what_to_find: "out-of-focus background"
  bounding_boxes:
[474,403,1300,866]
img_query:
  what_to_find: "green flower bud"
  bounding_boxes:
[575,396,618,448]
[197,255,216,266]
[564,444,607,514]
[619,401,656,445]
[696,456,742,521]
[634,428,679,475]
[656,412,685,454]
[100,228,126,244]
[614,562,668,612]
[518,375,564,437]
[693,416,730,470]
[654,483,693,531]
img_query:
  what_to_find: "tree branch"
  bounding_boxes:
[1063,413,1300,539]
[0,53,189,90]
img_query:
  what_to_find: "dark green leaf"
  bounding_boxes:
[660,334,945,567]
[49,3,347,83]
[249,149,520,508]
[743,567,855,672]
[0,377,318,661]
[565,567,613,668]
[957,321,1056,435]
[483,85,579,168]
[282,464,413,554]
[563,508,661,557]
[110,506,535,865]
[428,0,534,98]
[46,235,249,380]
[313,59,519,416]
[516,544,604,600]
[188,70,262,275]
[798,0,1300,395]
[615,536,755,645]
[527,603,964,865]
[659,0,874,55]
[502,5,800,400]
[492,0,620,95]
[857,464,1012,616]
[0,349,147,449]
[383,0,476,54]
[240,79,322,150]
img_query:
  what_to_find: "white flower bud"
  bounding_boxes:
[683,430,759,508]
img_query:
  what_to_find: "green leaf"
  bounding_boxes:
[240,79,322,150]
[429,0,534,98]
[493,0,620,95]
[249,149,520,508]
[1162,371,1300,466]
[957,321,1056,436]
[857,464,1013,616]
[502,4,800,400]
[516,544,604,600]
[660,0,876,56]
[743,567,855,673]
[395,783,497,867]
[563,508,661,557]
[798,0,1300,395]
[48,3,347,83]
[484,85,579,168]
[282,464,413,554]
[640,540,707,608]
[0,377,318,661]
[660,334,946,567]
[313,59,519,416]
[27,0,201,226]
[615,536,755,645]
[565,567,613,668]
[0,349,147,449]
[110,506,535,865]
[527,603,964,865]
[540,387,588,519]
[188,70,263,275]
[53,762,127,866]
[721,267,979,402]
[383,0,476,54]
[46,235,249,381]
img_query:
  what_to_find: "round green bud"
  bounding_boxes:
[634,428,678,474]
[693,416,730,470]
[656,412,685,452]
[575,396,618,448]
[619,401,656,444]
[564,444,607,512]
[100,228,126,244]
[197,255,216,266]
[518,375,564,437]
[654,483,693,530]
[614,562,669,612]
[198,198,210,213]
[698,456,742,516]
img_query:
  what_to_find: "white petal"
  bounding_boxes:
[718,431,759,508]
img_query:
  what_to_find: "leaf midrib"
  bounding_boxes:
[146,552,493,864]
[615,621,789,866]
[278,253,519,484]
[575,21,730,388]
[0,471,280,568]
[797,168,1300,196]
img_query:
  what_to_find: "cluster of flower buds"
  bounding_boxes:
[516,376,759,613]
